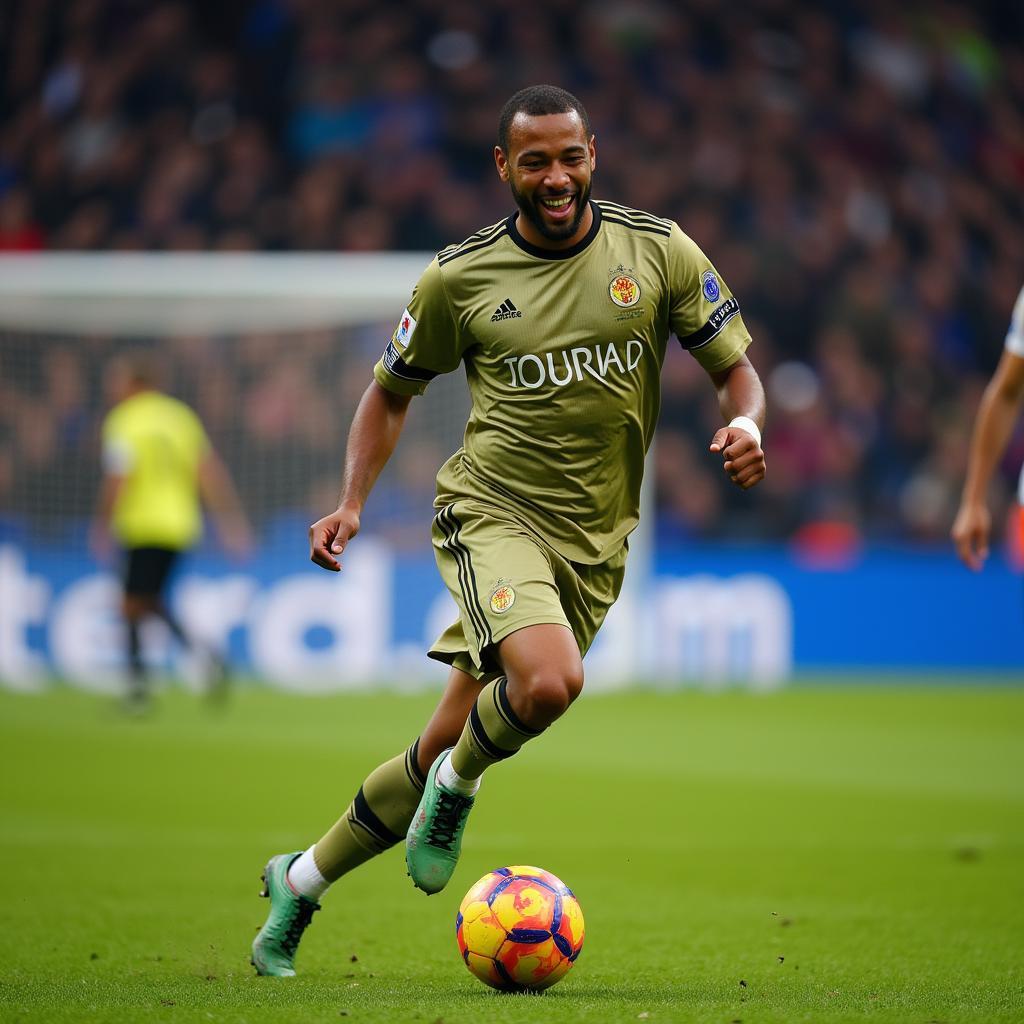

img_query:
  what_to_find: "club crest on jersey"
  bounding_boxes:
[392,308,417,349]
[701,271,721,303]
[609,268,641,308]
[489,580,516,614]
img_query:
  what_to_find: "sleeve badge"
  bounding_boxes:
[392,308,417,349]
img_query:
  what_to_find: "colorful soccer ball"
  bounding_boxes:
[455,865,585,992]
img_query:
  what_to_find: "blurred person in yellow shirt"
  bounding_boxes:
[91,354,252,707]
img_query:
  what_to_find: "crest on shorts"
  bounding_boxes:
[489,580,516,614]
[608,265,641,308]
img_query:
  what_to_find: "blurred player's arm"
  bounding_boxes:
[707,353,766,490]
[90,429,133,561]
[198,449,254,558]
[89,471,125,561]
[309,381,413,571]
[952,350,1024,571]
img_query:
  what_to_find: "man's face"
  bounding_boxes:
[495,111,596,245]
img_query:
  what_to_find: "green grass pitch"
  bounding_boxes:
[0,682,1022,1023]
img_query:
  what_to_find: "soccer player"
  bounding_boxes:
[252,85,766,976]
[952,283,1024,570]
[91,354,252,706]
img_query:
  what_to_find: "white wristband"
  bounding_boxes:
[728,416,762,448]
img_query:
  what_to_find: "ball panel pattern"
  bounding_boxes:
[489,878,558,935]
[457,896,507,959]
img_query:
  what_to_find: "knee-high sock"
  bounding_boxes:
[450,676,542,781]
[155,606,189,648]
[127,620,145,682]
[313,740,426,883]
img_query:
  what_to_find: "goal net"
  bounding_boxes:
[0,254,668,693]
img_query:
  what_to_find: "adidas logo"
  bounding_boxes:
[491,298,523,321]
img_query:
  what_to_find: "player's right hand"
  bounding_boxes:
[309,505,361,571]
[951,501,990,571]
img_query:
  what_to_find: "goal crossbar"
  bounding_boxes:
[0,253,435,336]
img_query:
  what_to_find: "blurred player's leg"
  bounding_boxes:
[251,667,482,976]
[123,598,148,708]
[406,623,583,894]
[153,597,230,703]
[120,548,178,709]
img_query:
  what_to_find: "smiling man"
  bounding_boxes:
[252,84,767,977]
[500,99,594,243]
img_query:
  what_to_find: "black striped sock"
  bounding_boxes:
[313,739,426,883]
[450,676,542,780]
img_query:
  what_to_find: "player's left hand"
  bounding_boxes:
[709,426,765,489]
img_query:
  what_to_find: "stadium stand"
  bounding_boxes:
[1,0,1023,543]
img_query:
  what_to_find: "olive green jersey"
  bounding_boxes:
[373,199,751,564]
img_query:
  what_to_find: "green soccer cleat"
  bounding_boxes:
[251,852,320,977]
[405,749,476,895]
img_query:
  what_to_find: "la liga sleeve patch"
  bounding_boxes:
[393,308,417,349]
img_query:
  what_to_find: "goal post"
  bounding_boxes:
[0,253,657,692]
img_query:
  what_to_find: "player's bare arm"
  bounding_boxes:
[707,353,766,489]
[952,349,1024,570]
[89,473,124,561]
[309,380,413,571]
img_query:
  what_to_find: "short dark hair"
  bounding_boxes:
[497,85,592,152]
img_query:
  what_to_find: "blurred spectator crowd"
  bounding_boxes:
[2,0,1024,549]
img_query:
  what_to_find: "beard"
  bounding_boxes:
[510,178,592,242]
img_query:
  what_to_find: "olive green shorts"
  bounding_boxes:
[428,499,628,681]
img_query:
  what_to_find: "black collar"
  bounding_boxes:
[506,200,602,260]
